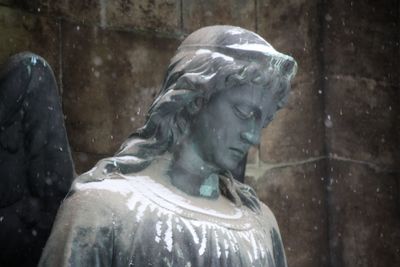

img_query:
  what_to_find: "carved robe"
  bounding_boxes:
[39,158,287,267]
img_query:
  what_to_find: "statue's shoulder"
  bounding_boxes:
[67,176,138,215]
[259,202,288,267]
[258,201,280,230]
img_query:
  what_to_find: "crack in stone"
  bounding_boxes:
[245,156,326,180]
[245,154,398,181]
[329,74,394,87]
[329,154,398,173]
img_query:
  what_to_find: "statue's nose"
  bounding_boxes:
[240,131,260,145]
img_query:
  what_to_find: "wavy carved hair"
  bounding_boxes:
[76,26,297,212]
[80,27,298,174]
[116,46,297,164]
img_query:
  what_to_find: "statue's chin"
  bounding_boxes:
[214,156,241,174]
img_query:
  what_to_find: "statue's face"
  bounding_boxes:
[188,81,283,172]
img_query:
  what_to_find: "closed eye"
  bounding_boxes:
[233,105,255,120]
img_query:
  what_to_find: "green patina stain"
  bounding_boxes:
[199,173,219,198]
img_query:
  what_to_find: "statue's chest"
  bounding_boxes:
[114,200,276,267]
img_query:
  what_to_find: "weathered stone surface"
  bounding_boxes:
[0,6,60,82]
[106,0,180,33]
[50,0,100,25]
[0,0,13,6]
[246,145,259,165]
[324,0,399,83]
[257,0,320,83]
[182,0,256,33]
[324,75,398,167]
[257,0,325,164]
[62,21,179,155]
[16,0,182,33]
[3,0,101,24]
[260,80,325,163]
[3,0,47,12]
[327,159,400,267]
[71,151,106,175]
[246,160,330,267]
[322,2,400,267]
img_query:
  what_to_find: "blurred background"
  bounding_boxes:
[0,0,399,266]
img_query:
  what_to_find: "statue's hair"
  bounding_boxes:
[116,44,297,161]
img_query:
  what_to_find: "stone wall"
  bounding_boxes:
[0,0,399,266]
[322,1,400,266]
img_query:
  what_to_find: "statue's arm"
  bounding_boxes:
[270,224,287,267]
[38,190,115,267]
[261,203,288,267]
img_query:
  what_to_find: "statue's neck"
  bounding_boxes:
[168,142,220,199]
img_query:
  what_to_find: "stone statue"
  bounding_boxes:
[39,25,297,266]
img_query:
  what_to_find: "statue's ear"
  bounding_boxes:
[176,76,197,91]
[186,96,204,115]
[176,75,206,115]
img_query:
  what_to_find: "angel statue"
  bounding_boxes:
[1,25,297,267]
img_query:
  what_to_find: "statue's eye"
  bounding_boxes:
[234,105,254,120]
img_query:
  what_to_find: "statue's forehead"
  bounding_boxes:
[219,83,273,107]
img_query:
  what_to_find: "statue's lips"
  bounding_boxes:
[229,147,246,157]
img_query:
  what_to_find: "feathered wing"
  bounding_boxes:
[0,53,75,266]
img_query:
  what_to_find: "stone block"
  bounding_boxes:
[0,0,50,14]
[245,160,330,267]
[258,1,325,165]
[257,0,320,83]
[2,0,99,23]
[246,145,259,165]
[62,21,180,155]
[50,0,100,25]
[324,0,399,83]
[182,0,256,33]
[327,159,400,267]
[106,0,180,33]
[0,0,13,6]
[18,0,182,34]
[0,6,60,83]
[324,76,398,167]
[260,80,325,163]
